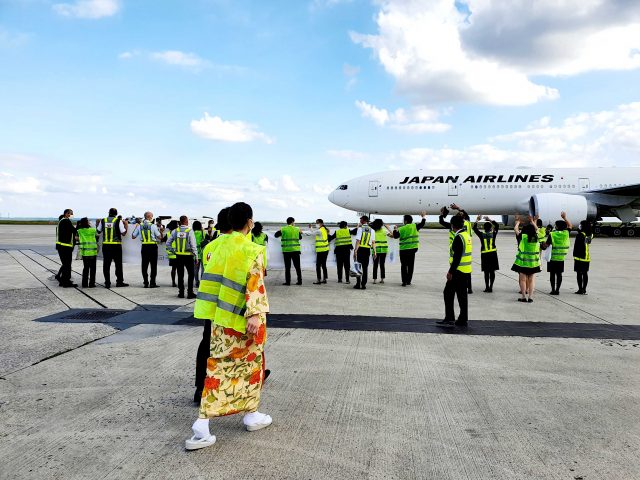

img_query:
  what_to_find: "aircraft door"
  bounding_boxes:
[448,182,458,196]
[368,180,379,197]
[579,178,590,191]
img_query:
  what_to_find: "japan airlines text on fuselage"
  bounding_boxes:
[327,168,640,224]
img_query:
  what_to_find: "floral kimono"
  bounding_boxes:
[199,253,269,418]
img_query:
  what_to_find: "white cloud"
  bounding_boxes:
[390,102,640,170]
[351,0,640,106]
[0,172,41,194]
[281,175,300,192]
[312,184,333,195]
[355,100,450,133]
[150,50,209,70]
[265,197,288,209]
[257,177,278,192]
[53,0,120,19]
[190,112,273,144]
[118,51,137,60]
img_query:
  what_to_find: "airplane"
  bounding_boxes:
[328,168,640,227]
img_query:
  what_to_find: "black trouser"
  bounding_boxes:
[57,246,73,285]
[102,244,124,285]
[141,244,158,285]
[335,248,351,281]
[355,248,370,288]
[195,320,212,391]
[82,256,96,287]
[444,271,469,322]
[283,251,301,284]
[373,252,386,280]
[399,249,417,284]
[176,254,195,294]
[316,251,328,281]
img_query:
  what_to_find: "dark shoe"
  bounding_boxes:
[468,289,473,294]
[178,292,185,298]
[62,283,78,288]
[488,287,493,293]
[436,319,455,328]
[313,281,322,285]
[322,280,327,284]
[282,282,290,286]
[187,292,197,299]
[338,280,343,283]
[194,389,202,403]
[172,282,177,288]
[527,298,533,303]
[296,281,302,285]
[407,283,412,286]
[143,283,149,288]
[264,369,271,382]
[402,283,406,287]
[82,284,88,289]
[517,298,527,302]
[454,320,468,327]
[574,290,584,295]
[149,284,159,288]
[345,280,350,284]
[115,282,129,287]
[550,290,559,295]
[483,288,489,292]
[361,286,367,290]
[104,283,111,289]
[353,285,360,289]
[88,284,96,288]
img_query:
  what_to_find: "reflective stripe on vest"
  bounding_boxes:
[281,225,301,252]
[515,234,541,268]
[359,225,372,249]
[140,221,156,245]
[56,219,74,247]
[77,227,97,256]
[449,230,473,273]
[102,217,122,244]
[398,223,419,250]
[550,230,570,262]
[175,227,193,255]
[335,229,352,247]
[375,228,388,254]
[574,232,593,262]
[194,232,265,333]
[315,227,329,253]
[482,233,497,253]
[165,229,176,259]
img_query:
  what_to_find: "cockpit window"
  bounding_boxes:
[337,185,348,190]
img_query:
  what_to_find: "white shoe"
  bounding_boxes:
[185,434,216,450]
[243,412,273,432]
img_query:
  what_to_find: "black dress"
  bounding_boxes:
[473,223,499,272]
[573,232,591,272]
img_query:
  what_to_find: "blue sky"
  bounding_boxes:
[1,0,640,220]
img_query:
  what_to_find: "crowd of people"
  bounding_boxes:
[54,202,595,450]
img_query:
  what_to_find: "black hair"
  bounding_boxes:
[451,215,464,229]
[179,215,188,225]
[523,223,537,242]
[192,220,202,231]
[371,218,384,231]
[108,207,118,217]
[216,207,231,232]
[483,221,493,233]
[555,220,567,231]
[316,219,324,225]
[58,214,64,220]
[167,220,179,231]
[360,215,369,223]
[339,221,347,229]
[580,220,592,236]
[252,221,263,236]
[79,217,90,229]
[536,219,543,227]
[229,202,253,231]
[286,216,295,225]
[403,214,413,224]
[63,208,73,216]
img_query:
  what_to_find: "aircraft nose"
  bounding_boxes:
[328,188,348,207]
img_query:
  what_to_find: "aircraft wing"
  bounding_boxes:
[591,183,640,197]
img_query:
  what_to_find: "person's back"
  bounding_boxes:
[280,224,301,252]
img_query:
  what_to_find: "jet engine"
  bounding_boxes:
[529,193,597,226]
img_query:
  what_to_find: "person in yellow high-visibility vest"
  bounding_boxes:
[544,212,573,295]
[472,215,500,293]
[274,217,302,285]
[371,219,393,284]
[96,207,129,288]
[353,215,376,290]
[310,219,330,285]
[77,217,98,288]
[55,208,77,288]
[573,220,594,295]
[440,203,474,293]
[328,221,353,283]
[437,215,472,328]
[186,202,272,451]
[392,211,426,286]
[511,215,541,303]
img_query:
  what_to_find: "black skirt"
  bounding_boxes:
[480,251,499,271]
[511,264,541,275]
[574,260,590,272]
[547,260,564,273]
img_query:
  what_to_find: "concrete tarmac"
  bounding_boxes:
[0,225,639,480]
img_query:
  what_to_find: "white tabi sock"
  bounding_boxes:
[192,418,211,439]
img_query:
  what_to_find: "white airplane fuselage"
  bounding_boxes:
[328,168,640,225]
